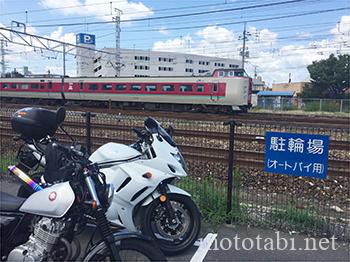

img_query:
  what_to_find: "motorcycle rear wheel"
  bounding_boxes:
[83,238,166,262]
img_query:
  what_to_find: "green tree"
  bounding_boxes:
[301,54,350,98]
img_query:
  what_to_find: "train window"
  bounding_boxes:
[88,84,99,90]
[20,84,29,90]
[162,84,174,92]
[48,81,52,89]
[30,83,39,89]
[180,84,193,92]
[145,84,157,92]
[196,84,204,92]
[102,84,112,91]
[213,83,218,92]
[2,83,9,89]
[79,82,84,90]
[11,84,18,89]
[115,84,126,91]
[219,71,224,77]
[130,84,141,91]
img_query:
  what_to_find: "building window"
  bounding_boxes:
[145,84,157,92]
[135,65,149,70]
[115,84,126,91]
[199,61,208,65]
[135,55,150,61]
[89,84,99,90]
[134,75,149,77]
[94,65,102,72]
[158,66,173,71]
[162,84,174,92]
[11,83,18,89]
[185,68,193,73]
[30,83,39,89]
[102,84,112,91]
[180,84,193,92]
[159,57,174,62]
[196,84,204,92]
[130,84,142,91]
[198,69,208,74]
[206,61,210,65]
[229,64,238,68]
[186,59,193,64]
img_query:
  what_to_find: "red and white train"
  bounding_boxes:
[0,69,252,112]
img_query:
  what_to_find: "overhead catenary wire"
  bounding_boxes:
[27,0,310,28]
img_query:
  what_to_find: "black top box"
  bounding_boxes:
[11,107,60,140]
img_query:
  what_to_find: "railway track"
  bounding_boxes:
[1,103,349,129]
[1,113,349,176]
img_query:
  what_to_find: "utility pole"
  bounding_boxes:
[113,8,122,77]
[0,39,6,76]
[239,22,251,70]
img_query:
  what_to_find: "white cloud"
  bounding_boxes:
[159,26,169,35]
[45,26,76,44]
[330,15,350,43]
[152,18,350,84]
[39,0,153,21]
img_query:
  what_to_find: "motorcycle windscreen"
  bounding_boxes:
[19,182,75,218]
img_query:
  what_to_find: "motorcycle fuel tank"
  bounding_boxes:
[89,142,142,163]
[20,182,75,218]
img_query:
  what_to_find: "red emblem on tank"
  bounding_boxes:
[49,192,57,201]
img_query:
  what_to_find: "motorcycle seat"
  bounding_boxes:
[0,192,26,211]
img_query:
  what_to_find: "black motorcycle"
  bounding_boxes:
[0,107,166,261]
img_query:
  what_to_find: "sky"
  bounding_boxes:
[0,0,349,85]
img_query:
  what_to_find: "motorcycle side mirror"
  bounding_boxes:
[166,125,174,137]
[56,107,66,125]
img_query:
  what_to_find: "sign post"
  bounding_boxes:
[265,132,329,179]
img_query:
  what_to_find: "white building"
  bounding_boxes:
[75,33,242,77]
[91,48,242,77]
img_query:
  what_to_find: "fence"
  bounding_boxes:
[0,107,349,241]
[255,97,350,113]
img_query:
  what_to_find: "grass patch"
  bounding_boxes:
[270,206,326,229]
[176,168,248,227]
[0,153,18,181]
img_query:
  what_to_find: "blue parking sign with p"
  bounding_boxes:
[265,132,329,179]
[76,33,95,45]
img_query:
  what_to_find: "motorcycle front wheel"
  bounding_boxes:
[142,193,201,256]
[83,238,166,262]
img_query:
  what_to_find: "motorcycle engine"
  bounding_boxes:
[7,217,68,262]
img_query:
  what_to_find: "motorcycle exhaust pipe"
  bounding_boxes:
[8,165,43,192]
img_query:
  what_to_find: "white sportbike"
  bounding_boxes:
[19,115,200,255]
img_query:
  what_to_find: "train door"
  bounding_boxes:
[210,82,219,101]
[79,81,84,100]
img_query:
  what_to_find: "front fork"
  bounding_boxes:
[85,175,121,261]
[158,183,177,224]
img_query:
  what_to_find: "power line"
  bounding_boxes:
[29,0,309,28]
[0,0,126,16]
[122,7,350,33]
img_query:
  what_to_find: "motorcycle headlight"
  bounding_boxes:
[171,152,188,172]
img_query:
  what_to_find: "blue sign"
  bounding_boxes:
[76,33,95,45]
[265,132,329,179]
